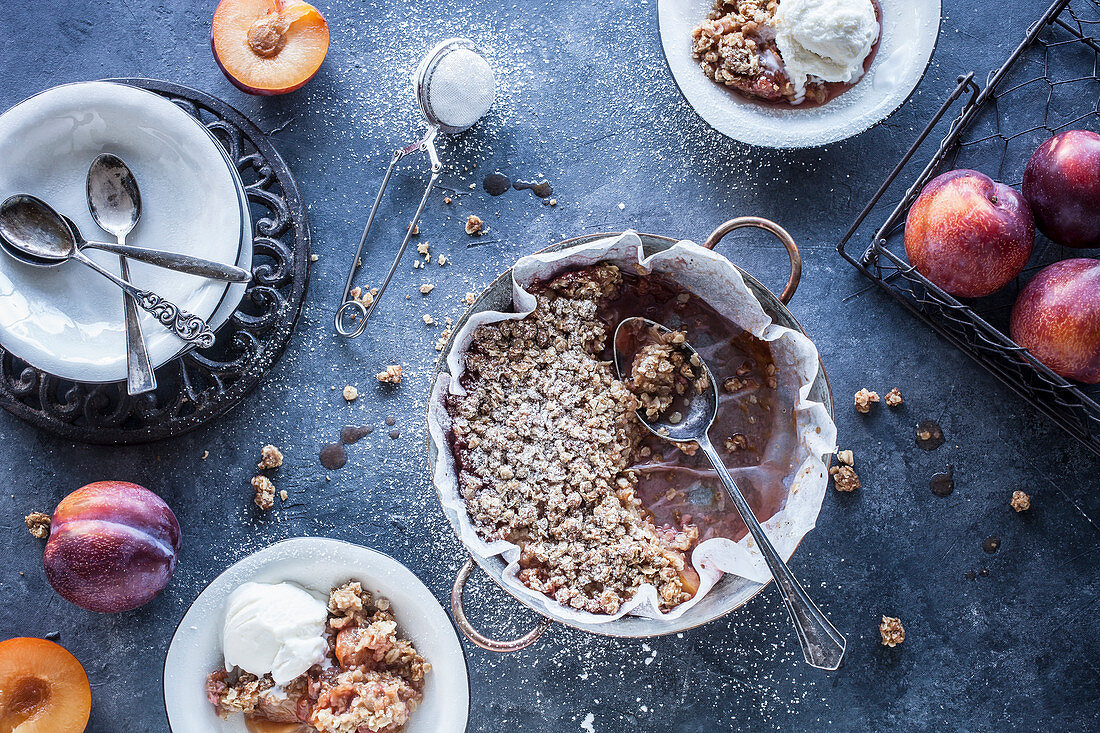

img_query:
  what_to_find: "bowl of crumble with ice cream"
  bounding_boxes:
[658,0,942,147]
[163,537,469,733]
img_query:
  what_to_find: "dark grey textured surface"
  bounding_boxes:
[0,1,1097,731]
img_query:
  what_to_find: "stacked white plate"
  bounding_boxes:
[0,81,252,384]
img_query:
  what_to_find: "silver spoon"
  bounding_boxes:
[613,317,846,671]
[0,194,215,348]
[87,154,155,395]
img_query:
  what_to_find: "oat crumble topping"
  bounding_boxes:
[24,512,50,539]
[1011,490,1031,512]
[377,365,403,384]
[447,265,699,614]
[464,215,483,235]
[419,284,434,295]
[829,464,860,492]
[879,616,905,647]
[207,581,429,733]
[836,449,854,466]
[884,387,903,407]
[258,444,284,470]
[624,328,708,421]
[854,388,880,414]
[251,475,276,510]
[422,314,435,325]
[343,385,359,402]
[463,292,477,306]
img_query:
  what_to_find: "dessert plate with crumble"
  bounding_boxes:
[658,0,941,147]
[163,537,469,733]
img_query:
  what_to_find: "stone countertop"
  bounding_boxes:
[0,0,1096,731]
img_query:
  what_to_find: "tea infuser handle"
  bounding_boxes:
[703,217,801,305]
[336,127,440,338]
[451,558,553,653]
[696,435,846,670]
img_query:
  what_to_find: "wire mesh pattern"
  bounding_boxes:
[838,0,1100,455]
[0,79,311,444]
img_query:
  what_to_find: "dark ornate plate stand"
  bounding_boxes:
[0,78,310,444]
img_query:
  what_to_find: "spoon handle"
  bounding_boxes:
[80,240,252,283]
[119,252,157,394]
[697,436,846,671]
[72,250,216,348]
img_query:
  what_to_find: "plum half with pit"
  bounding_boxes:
[1022,130,1100,249]
[43,481,181,613]
[1010,258,1100,384]
[904,169,1035,298]
[0,638,91,733]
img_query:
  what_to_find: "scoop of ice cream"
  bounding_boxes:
[222,581,328,686]
[774,0,879,100]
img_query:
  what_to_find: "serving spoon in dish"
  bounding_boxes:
[613,316,846,670]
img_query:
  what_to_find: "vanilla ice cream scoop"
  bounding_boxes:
[222,582,329,686]
[774,0,880,102]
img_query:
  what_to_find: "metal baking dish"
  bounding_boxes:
[426,218,834,650]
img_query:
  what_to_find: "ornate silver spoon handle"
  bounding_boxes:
[71,249,216,348]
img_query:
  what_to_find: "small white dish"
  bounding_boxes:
[0,81,246,383]
[163,537,470,733]
[658,0,942,148]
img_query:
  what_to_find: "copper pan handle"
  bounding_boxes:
[451,558,553,653]
[703,217,802,305]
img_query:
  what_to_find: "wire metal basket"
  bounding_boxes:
[838,0,1100,456]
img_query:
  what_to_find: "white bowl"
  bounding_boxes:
[163,538,470,733]
[0,81,247,382]
[658,0,942,148]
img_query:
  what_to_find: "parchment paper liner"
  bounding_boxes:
[427,232,837,625]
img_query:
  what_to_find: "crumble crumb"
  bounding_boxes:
[251,476,276,510]
[463,292,477,306]
[407,223,419,236]
[1011,490,1031,512]
[884,387,903,407]
[725,434,748,452]
[837,449,854,466]
[464,215,483,235]
[444,196,452,204]
[879,616,905,647]
[416,242,430,257]
[829,464,861,492]
[343,385,359,402]
[420,284,434,295]
[423,314,435,325]
[310,254,319,262]
[435,318,453,351]
[377,365,403,384]
[202,450,209,460]
[549,198,558,206]
[437,254,448,266]
[350,286,377,308]
[854,388,880,414]
[24,512,50,539]
[257,444,283,470]
[279,489,288,502]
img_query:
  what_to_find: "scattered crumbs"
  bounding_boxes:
[407,223,419,235]
[617,202,625,210]
[1011,490,1030,512]
[377,365,403,384]
[438,254,448,266]
[854,388,880,413]
[465,214,484,235]
[279,489,288,502]
[350,286,377,307]
[468,182,476,189]
[423,314,435,325]
[463,292,477,305]
[884,387,903,407]
[258,444,283,470]
[829,465,860,492]
[836,449,854,466]
[201,450,209,460]
[879,616,905,647]
[342,385,359,402]
[417,242,430,257]
[385,416,396,426]
[251,475,276,510]
[310,254,319,262]
[549,198,558,206]
[444,196,452,204]
[420,283,435,295]
[581,713,595,733]
[435,317,454,351]
[24,512,50,539]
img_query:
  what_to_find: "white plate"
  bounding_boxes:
[0,81,245,382]
[658,0,942,148]
[163,538,470,733]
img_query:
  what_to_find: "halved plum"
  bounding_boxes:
[212,0,330,95]
[0,638,91,733]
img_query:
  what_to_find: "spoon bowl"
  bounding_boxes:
[0,194,77,262]
[88,153,142,240]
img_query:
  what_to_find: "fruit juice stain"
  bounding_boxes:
[915,419,945,450]
[513,179,553,198]
[340,425,373,444]
[483,172,510,196]
[930,465,955,497]
[982,536,1001,554]
[319,443,347,470]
